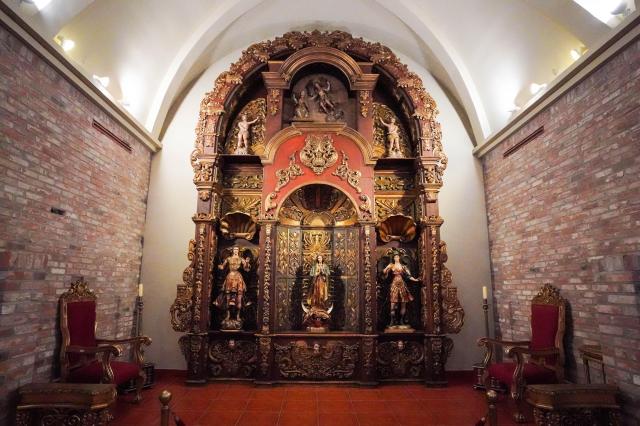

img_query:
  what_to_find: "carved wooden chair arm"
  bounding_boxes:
[477,338,531,367]
[66,344,120,384]
[67,344,121,357]
[507,346,559,358]
[97,336,152,366]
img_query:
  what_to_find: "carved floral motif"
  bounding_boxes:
[208,339,257,378]
[222,174,263,189]
[374,174,415,192]
[377,341,424,379]
[274,341,358,379]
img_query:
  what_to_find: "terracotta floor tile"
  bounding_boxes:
[237,411,280,426]
[197,409,244,426]
[356,413,398,426]
[283,399,318,411]
[278,412,319,426]
[348,388,383,401]
[246,397,284,411]
[351,400,393,413]
[316,388,350,400]
[286,390,317,400]
[318,413,358,426]
[317,399,352,413]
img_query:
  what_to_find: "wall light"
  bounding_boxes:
[529,83,547,95]
[92,75,110,88]
[570,46,587,61]
[55,36,76,52]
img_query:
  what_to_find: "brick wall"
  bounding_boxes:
[0,25,151,423]
[482,38,640,421]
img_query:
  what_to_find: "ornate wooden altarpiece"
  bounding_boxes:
[170,31,464,385]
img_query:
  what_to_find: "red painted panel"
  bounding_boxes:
[262,132,374,215]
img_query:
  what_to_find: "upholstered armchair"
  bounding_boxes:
[478,284,566,423]
[59,278,152,402]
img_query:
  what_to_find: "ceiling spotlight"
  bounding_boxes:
[92,75,110,88]
[20,0,52,11]
[610,1,629,15]
[55,36,76,52]
[529,83,547,95]
[508,105,521,114]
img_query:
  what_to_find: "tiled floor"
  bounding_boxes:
[112,371,527,425]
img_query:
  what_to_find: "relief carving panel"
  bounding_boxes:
[274,340,359,379]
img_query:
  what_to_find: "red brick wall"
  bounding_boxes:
[0,25,151,423]
[482,38,640,421]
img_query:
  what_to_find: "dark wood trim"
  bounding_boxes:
[92,119,132,152]
[503,126,544,158]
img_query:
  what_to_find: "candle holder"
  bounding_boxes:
[473,297,491,390]
[135,295,144,337]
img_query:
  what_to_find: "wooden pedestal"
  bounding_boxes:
[16,383,117,426]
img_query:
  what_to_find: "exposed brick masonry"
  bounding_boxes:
[0,25,151,424]
[482,38,640,422]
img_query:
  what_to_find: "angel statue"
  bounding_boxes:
[234,114,258,155]
[310,79,335,115]
[383,251,420,329]
[380,117,403,158]
[215,246,251,329]
[292,89,309,119]
[302,254,333,332]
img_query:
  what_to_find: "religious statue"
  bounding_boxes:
[301,254,333,332]
[309,78,343,121]
[383,252,420,330]
[292,89,309,119]
[234,114,258,155]
[380,117,403,158]
[215,247,251,329]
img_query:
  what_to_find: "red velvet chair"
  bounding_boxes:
[59,278,151,402]
[478,284,566,423]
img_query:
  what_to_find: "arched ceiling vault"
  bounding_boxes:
[5,0,632,146]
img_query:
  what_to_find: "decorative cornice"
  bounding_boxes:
[0,4,162,153]
[474,12,640,158]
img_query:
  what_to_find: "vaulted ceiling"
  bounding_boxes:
[5,0,636,145]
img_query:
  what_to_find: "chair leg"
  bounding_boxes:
[133,370,145,403]
[511,388,527,423]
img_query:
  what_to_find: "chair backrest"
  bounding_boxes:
[530,284,566,375]
[59,278,98,378]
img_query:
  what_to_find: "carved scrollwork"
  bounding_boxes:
[275,153,304,193]
[439,241,464,334]
[262,224,273,333]
[268,89,280,116]
[332,151,362,193]
[375,198,415,222]
[359,90,371,118]
[532,283,565,306]
[208,339,257,378]
[274,341,359,379]
[299,134,338,175]
[220,195,261,218]
[193,161,214,183]
[363,226,373,333]
[60,278,95,303]
[222,174,263,189]
[170,239,196,332]
[259,336,271,376]
[359,194,373,221]
[377,341,424,379]
[374,174,415,192]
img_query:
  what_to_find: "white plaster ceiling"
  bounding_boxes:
[5,0,635,145]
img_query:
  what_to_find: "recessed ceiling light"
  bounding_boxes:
[570,46,587,61]
[529,83,547,95]
[92,75,110,88]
